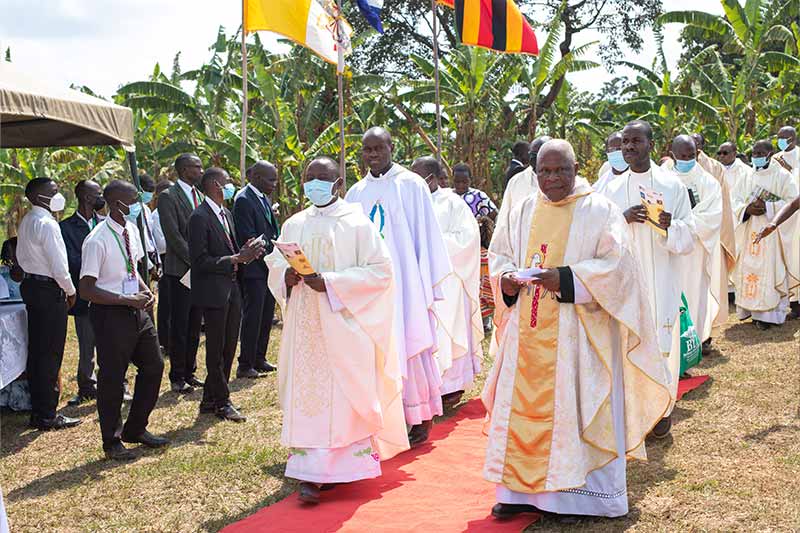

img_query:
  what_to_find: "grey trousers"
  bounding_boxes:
[74,314,97,395]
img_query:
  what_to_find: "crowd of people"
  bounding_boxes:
[3,119,798,520]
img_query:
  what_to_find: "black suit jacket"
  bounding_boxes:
[232,186,280,280]
[504,160,526,188]
[60,212,97,316]
[158,182,198,278]
[189,202,241,309]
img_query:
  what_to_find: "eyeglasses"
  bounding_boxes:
[717,150,731,156]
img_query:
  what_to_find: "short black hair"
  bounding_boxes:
[175,153,199,174]
[453,162,471,177]
[25,177,54,202]
[102,179,138,202]
[412,156,441,178]
[1,237,17,264]
[512,141,530,159]
[139,173,155,192]
[626,120,654,141]
[200,167,228,193]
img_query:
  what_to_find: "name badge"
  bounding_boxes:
[122,275,138,295]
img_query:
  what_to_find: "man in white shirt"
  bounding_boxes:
[79,180,169,460]
[150,179,172,355]
[16,177,81,431]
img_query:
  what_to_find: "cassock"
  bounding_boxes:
[731,163,799,324]
[598,162,695,410]
[430,187,483,395]
[345,163,453,425]
[266,199,409,483]
[666,162,723,342]
[498,166,538,233]
[773,147,800,303]
[484,179,671,517]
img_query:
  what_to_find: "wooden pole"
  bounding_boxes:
[240,5,249,187]
[336,0,347,188]
[431,0,443,163]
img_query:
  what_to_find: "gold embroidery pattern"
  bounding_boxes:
[292,286,333,417]
[744,273,760,300]
[749,232,762,257]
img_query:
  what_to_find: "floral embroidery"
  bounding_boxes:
[744,273,760,299]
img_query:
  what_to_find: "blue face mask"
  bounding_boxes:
[752,156,768,170]
[121,201,143,223]
[777,138,790,151]
[140,191,154,204]
[222,183,236,201]
[606,150,628,172]
[303,179,339,206]
[674,158,696,174]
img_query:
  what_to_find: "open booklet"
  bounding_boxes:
[271,241,316,276]
[747,185,783,204]
[639,184,667,237]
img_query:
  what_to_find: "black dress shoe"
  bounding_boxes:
[67,391,97,406]
[33,414,82,431]
[121,430,170,448]
[186,377,204,388]
[701,338,712,355]
[171,381,194,394]
[236,368,262,379]
[254,362,277,374]
[408,419,433,448]
[298,482,321,504]
[650,415,672,439]
[104,442,136,461]
[442,390,464,408]
[216,404,246,422]
[753,320,772,331]
[491,503,541,519]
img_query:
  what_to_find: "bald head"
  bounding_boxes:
[672,134,697,161]
[362,127,394,174]
[778,126,797,151]
[717,141,737,166]
[306,156,339,181]
[411,156,442,193]
[691,132,705,151]
[103,179,139,223]
[247,160,279,196]
[536,140,578,202]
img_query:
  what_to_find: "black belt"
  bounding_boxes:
[25,273,56,283]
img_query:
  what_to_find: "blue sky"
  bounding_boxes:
[0,0,723,98]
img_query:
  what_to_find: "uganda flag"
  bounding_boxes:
[453,0,538,55]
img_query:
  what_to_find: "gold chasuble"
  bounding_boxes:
[503,196,578,492]
[484,179,671,495]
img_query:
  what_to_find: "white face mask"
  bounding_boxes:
[39,192,66,212]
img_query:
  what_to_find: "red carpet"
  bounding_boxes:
[677,375,710,401]
[223,400,539,533]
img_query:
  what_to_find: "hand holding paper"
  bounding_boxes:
[272,241,316,276]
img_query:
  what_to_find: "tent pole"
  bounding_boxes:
[431,0,443,164]
[336,0,346,189]
[240,7,249,187]
[127,151,150,286]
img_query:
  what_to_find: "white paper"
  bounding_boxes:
[271,240,315,275]
[180,269,191,289]
[515,266,545,281]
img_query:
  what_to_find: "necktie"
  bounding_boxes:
[191,188,199,209]
[260,196,274,226]
[219,211,238,273]
[121,227,134,276]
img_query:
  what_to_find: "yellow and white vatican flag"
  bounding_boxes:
[244,0,352,64]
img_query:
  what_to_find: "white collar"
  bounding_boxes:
[31,205,53,219]
[205,196,224,216]
[511,158,523,166]
[311,197,343,216]
[366,163,398,181]
[247,182,265,198]
[106,216,127,234]
[177,179,195,195]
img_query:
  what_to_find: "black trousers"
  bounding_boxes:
[90,304,164,448]
[21,279,68,421]
[156,255,171,350]
[200,284,242,409]
[238,277,275,371]
[166,274,201,384]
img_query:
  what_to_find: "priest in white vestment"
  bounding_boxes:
[484,140,670,520]
[346,128,453,447]
[597,121,695,437]
[595,131,628,192]
[663,135,722,344]
[267,157,409,504]
[731,140,799,328]
[773,126,800,316]
[411,157,483,408]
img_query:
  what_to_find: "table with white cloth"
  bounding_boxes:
[0,303,27,389]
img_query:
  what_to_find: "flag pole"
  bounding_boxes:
[431,0,443,163]
[336,0,347,189]
[240,2,249,187]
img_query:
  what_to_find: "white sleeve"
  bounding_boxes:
[46,220,76,296]
[80,238,104,281]
[573,274,593,304]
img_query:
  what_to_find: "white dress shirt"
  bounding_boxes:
[204,197,234,241]
[177,178,200,209]
[80,217,145,295]
[151,209,167,255]
[16,206,76,296]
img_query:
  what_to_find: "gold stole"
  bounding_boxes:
[501,195,579,493]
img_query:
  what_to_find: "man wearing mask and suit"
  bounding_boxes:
[189,167,265,421]
[232,161,281,378]
[157,153,205,394]
[61,180,105,405]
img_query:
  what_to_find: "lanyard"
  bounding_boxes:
[108,225,134,276]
